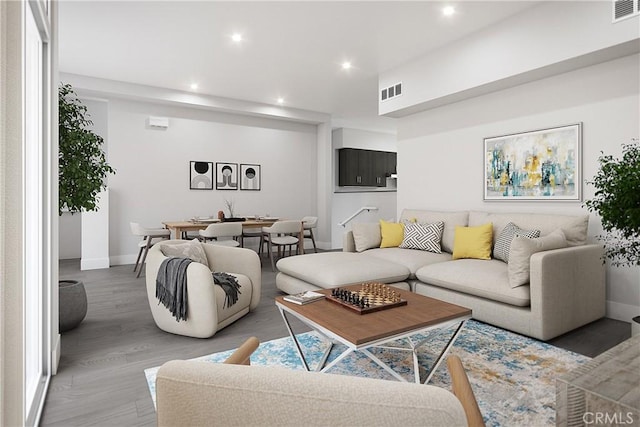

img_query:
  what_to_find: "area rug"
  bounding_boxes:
[144,320,588,426]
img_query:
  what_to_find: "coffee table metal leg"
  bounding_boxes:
[279,308,335,372]
[423,319,467,384]
[279,308,311,371]
[360,349,408,382]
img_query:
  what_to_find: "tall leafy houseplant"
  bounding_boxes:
[585,140,640,335]
[58,83,115,215]
[585,140,640,267]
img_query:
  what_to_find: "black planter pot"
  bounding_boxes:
[59,280,87,332]
[633,316,640,337]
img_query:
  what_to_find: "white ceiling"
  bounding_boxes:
[59,1,538,132]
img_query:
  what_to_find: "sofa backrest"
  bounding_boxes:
[468,211,589,246]
[400,209,469,253]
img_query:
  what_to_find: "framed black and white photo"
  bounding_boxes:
[189,161,213,190]
[216,162,238,190]
[240,164,261,190]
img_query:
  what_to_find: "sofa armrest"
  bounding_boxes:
[156,361,467,427]
[204,245,262,310]
[529,244,606,340]
[343,230,356,252]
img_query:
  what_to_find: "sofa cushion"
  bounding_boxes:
[160,239,209,268]
[452,223,493,260]
[400,209,469,254]
[468,211,588,246]
[380,220,404,248]
[508,229,568,288]
[351,222,381,252]
[276,252,410,288]
[361,248,452,279]
[399,221,444,253]
[416,259,531,307]
[493,222,541,263]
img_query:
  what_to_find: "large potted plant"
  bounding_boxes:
[585,139,640,335]
[58,83,115,331]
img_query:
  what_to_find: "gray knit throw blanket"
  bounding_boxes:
[156,257,192,322]
[156,257,242,322]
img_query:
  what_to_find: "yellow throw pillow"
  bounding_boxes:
[379,220,404,248]
[452,223,493,260]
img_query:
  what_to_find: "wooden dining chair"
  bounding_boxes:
[447,355,485,427]
[130,222,171,278]
[261,220,302,271]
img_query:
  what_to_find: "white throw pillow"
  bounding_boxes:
[508,229,568,288]
[160,239,210,268]
[493,222,540,263]
[351,222,381,252]
[399,221,444,253]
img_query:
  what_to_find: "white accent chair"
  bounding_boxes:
[261,220,302,271]
[145,240,261,338]
[198,222,242,247]
[155,353,483,426]
[302,216,318,253]
[130,222,171,278]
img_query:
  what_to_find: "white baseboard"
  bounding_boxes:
[606,300,639,323]
[110,254,138,266]
[80,257,110,270]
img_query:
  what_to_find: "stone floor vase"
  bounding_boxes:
[59,280,87,332]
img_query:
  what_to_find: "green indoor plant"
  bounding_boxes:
[58,83,115,215]
[58,83,115,332]
[585,139,640,334]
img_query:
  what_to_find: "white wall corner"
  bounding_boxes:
[606,300,640,323]
[81,189,110,270]
[51,334,61,375]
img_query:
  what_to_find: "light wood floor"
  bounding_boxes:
[40,257,631,426]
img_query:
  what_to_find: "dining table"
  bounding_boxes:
[162,218,279,240]
[161,217,306,255]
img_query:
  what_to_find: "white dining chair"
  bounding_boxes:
[302,216,318,253]
[260,220,302,271]
[199,222,243,247]
[130,222,171,278]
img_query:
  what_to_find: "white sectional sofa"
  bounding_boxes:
[276,209,606,341]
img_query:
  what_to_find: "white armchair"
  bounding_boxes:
[145,240,261,338]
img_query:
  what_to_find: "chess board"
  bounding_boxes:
[326,283,407,315]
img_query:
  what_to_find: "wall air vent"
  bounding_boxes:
[380,82,402,102]
[613,0,639,22]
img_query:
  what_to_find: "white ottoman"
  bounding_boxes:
[276,252,411,294]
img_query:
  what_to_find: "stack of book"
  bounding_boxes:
[283,291,325,305]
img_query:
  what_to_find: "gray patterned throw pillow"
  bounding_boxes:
[493,222,540,263]
[399,221,444,253]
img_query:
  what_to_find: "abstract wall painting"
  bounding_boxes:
[216,162,238,190]
[484,123,582,201]
[240,164,261,190]
[189,161,213,190]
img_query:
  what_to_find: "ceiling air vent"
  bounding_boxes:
[381,82,402,102]
[613,0,639,22]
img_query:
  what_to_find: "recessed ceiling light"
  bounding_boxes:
[190,83,198,90]
[231,33,243,42]
[442,5,456,16]
[277,97,284,105]
[341,61,352,70]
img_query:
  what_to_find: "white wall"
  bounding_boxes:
[331,128,397,248]
[103,98,318,264]
[397,54,640,321]
[380,1,640,116]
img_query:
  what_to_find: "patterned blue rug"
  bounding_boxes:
[145,320,588,426]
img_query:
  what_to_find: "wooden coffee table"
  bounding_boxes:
[275,285,472,384]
